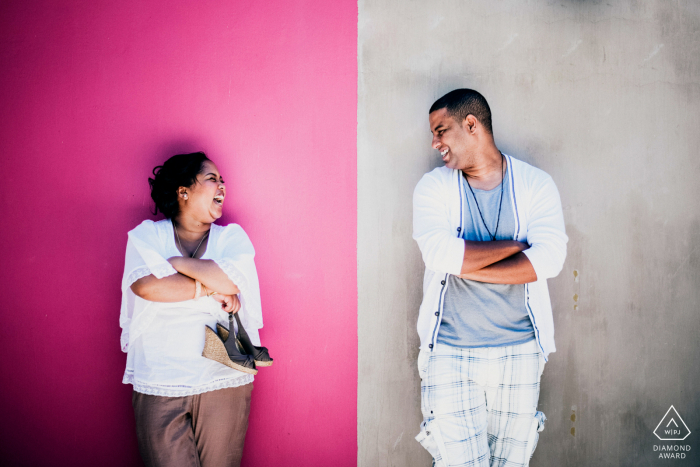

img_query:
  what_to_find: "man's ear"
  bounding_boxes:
[463,114,478,133]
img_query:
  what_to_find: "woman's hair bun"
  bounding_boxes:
[148,152,210,219]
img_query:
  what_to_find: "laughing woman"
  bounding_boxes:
[119,152,271,467]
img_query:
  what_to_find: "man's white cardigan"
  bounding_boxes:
[412,154,567,361]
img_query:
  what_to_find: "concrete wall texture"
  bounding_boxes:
[358,1,700,466]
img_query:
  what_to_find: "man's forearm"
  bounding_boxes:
[461,240,529,275]
[460,252,537,284]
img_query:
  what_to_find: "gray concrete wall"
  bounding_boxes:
[358,1,700,466]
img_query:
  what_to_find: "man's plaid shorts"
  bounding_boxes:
[415,339,546,467]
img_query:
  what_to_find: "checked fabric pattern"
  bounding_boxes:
[415,339,546,467]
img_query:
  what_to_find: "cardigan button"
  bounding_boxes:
[441,280,446,285]
[435,312,439,316]
[429,344,433,349]
[457,227,461,232]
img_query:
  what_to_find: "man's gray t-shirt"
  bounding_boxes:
[437,163,535,348]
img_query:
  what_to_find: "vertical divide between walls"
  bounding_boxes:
[0,1,357,466]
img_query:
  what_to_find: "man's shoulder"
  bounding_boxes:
[508,155,557,195]
[508,155,552,181]
[425,165,454,179]
[415,166,454,191]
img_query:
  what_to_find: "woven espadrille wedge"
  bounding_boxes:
[217,313,274,367]
[202,317,257,375]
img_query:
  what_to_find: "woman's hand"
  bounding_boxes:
[211,293,241,314]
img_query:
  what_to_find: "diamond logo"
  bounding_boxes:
[653,406,691,441]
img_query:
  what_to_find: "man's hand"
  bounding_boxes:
[212,293,241,314]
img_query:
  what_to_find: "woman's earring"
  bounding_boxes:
[183,193,188,200]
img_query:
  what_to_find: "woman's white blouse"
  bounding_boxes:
[120,219,264,397]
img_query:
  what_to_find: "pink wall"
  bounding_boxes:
[0,1,357,465]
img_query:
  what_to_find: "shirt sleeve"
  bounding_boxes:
[123,220,177,289]
[119,221,178,352]
[213,224,264,330]
[522,175,568,280]
[413,172,465,275]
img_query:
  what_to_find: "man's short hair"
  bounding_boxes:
[429,89,493,135]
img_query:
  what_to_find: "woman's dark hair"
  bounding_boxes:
[148,152,210,218]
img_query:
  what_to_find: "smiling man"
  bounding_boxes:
[412,89,568,467]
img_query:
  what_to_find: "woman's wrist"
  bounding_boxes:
[194,279,202,300]
[200,283,218,298]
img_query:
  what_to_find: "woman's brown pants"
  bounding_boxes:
[132,383,253,467]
